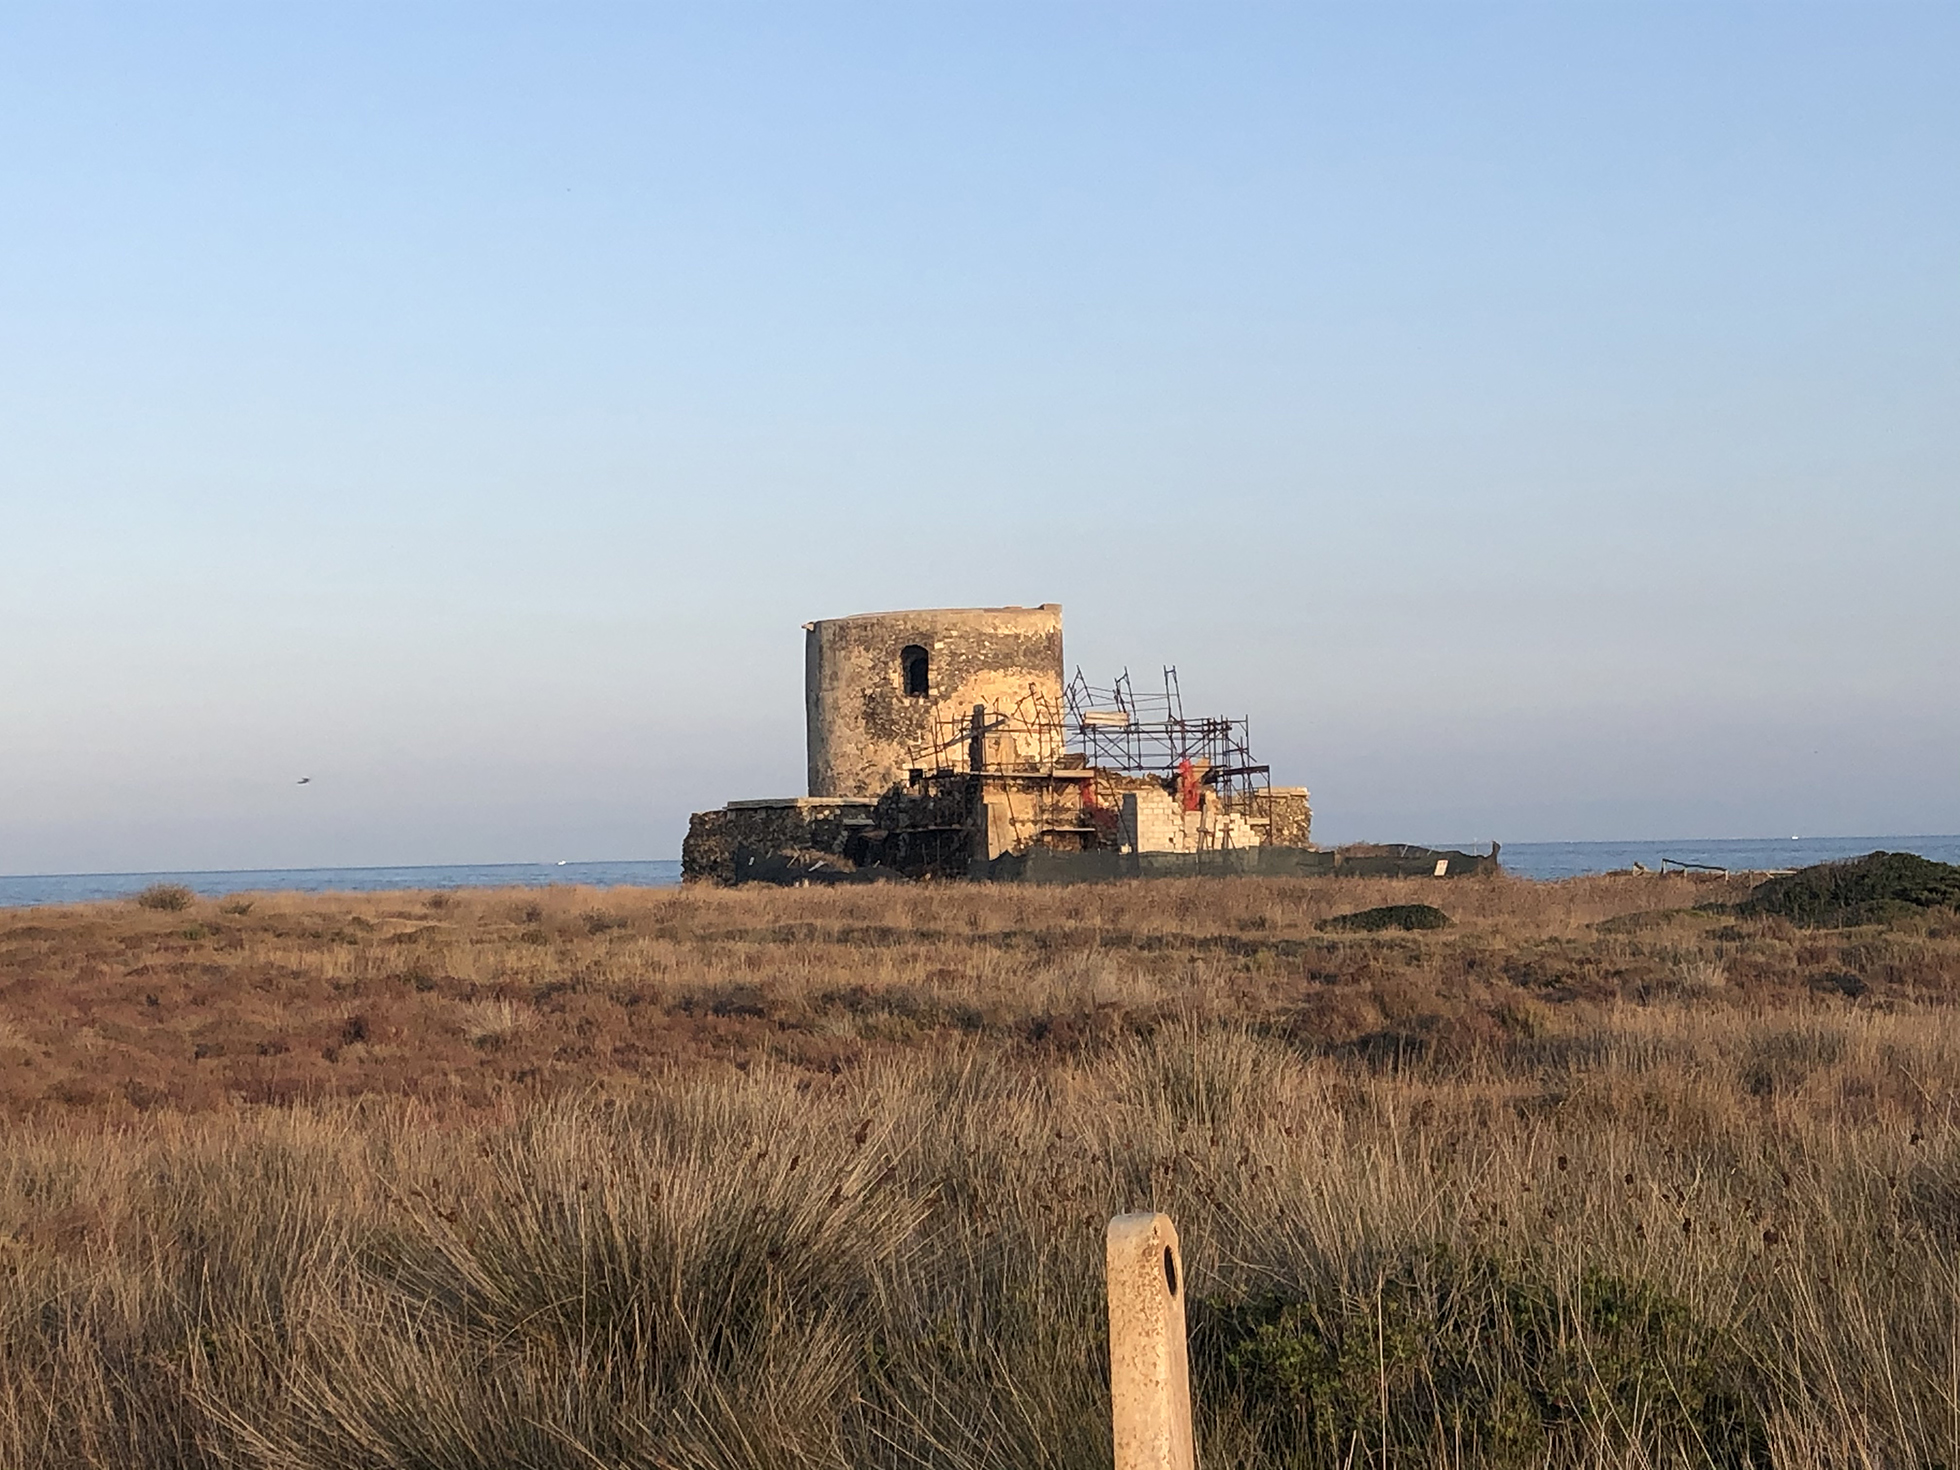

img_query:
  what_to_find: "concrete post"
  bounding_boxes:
[1107,1212,1196,1470]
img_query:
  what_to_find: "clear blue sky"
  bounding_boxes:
[3,3,1956,872]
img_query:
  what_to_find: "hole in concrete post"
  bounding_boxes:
[901,645,930,697]
[1108,1212,1196,1470]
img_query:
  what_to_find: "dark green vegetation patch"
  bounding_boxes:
[1195,1248,1763,1468]
[1739,852,1960,927]
[1317,903,1453,933]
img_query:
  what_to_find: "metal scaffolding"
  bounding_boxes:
[1062,667,1272,809]
[896,665,1275,819]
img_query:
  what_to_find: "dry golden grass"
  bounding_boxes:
[5,873,1960,1467]
[6,870,1956,1117]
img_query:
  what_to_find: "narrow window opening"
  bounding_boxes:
[901,645,930,697]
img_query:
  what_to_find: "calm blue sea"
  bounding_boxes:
[3,837,1958,907]
[1479,835,1960,882]
[0,860,683,909]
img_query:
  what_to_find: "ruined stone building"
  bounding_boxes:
[683,603,1336,883]
[805,605,1067,800]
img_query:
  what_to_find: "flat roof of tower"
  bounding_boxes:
[803,603,1060,628]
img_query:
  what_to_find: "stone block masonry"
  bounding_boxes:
[804,605,1064,799]
[680,798,877,886]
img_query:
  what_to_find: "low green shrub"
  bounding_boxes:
[1317,903,1452,933]
[1739,852,1960,927]
[1196,1247,1763,1468]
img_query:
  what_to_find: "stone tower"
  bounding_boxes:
[804,605,1065,799]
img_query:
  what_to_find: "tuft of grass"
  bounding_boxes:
[458,997,534,1043]
[134,882,195,911]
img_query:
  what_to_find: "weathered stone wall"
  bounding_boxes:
[989,844,1491,883]
[1264,787,1313,848]
[971,772,1094,866]
[681,798,876,884]
[804,605,1065,799]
